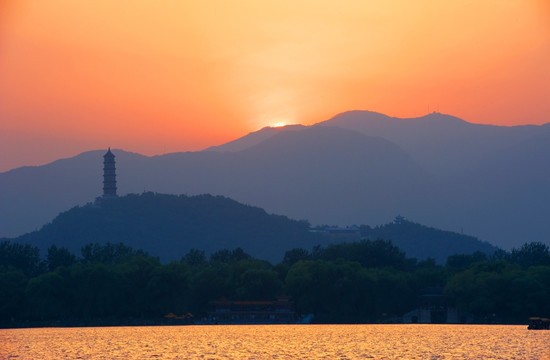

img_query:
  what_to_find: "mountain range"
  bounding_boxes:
[2,110,549,251]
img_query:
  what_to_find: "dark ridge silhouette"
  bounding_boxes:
[361,217,497,264]
[14,192,319,263]
[8,192,496,264]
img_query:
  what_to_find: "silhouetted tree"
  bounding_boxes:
[317,239,412,270]
[146,261,191,315]
[446,251,487,273]
[2,237,549,326]
[81,242,150,265]
[181,248,206,267]
[0,268,27,325]
[25,272,66,320]
[210,248,251,263]
[283,248,310,265]
[47,245,76,271]
[234,268,283,300]
[510,242,550,268]
[0,241,43,277]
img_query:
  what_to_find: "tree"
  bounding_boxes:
[443,260,549,323]
[189,263,231,315]
[510,242,550,268]
[209,249,231,263]
[25,272,66,320]
[210,248,251,263]
[117,255,160,317]
[47,245,77,271]
[81,242,150,264]
[0,241,43,277]
[285,260,377,323]
[181,248,206,267]
[234,268,283,300]
[446,251,487,273]
[0,268,27,325]
[146,262,191,315]
[317,239,412,270]
[283,248,310,265]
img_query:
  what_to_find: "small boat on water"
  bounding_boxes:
[527,317,550,330]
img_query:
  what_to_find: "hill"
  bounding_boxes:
[14,192,320,263]
[9,192,497,263]
[0,150,149,237]
[360,217,497,263]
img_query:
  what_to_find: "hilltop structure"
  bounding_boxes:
[102,148,117,198]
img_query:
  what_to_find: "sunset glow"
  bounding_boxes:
[1,0,549,172]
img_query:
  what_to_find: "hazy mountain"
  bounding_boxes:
[208,110,549,177]
[2,111,549,252]
[439,129,550,248]
[319,111,549,175]
[206,124,305,152]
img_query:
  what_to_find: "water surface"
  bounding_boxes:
[1,324,548,359]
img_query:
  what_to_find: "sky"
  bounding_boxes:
[1,0,549,172]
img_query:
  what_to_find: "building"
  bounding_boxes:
[309,225,361,238]
[207,296,296,324]
[102,148,117,198]
[402,287,471,324]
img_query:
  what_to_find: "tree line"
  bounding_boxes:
[1,239,549,327]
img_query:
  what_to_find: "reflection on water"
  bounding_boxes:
[1,324,549,359]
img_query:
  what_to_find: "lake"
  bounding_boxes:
[1,324,548,359]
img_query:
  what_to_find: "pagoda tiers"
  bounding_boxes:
[103,148,117,198]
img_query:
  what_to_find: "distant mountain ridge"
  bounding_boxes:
[2,110,549,252]
[205,124,305,152]
[208,110,550,176]
[317,110,550,176]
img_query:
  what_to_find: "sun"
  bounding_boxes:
[270,121,289,128]
[266,117,294,128]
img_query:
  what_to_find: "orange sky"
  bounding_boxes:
[1,0,549,172]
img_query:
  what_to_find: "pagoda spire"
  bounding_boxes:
[103,148,117,198]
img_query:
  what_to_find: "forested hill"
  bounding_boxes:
[13,193,320,263]
[361,217,497,263]
[9,193,499,263]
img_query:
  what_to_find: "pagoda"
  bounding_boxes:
[102,148,117,198]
